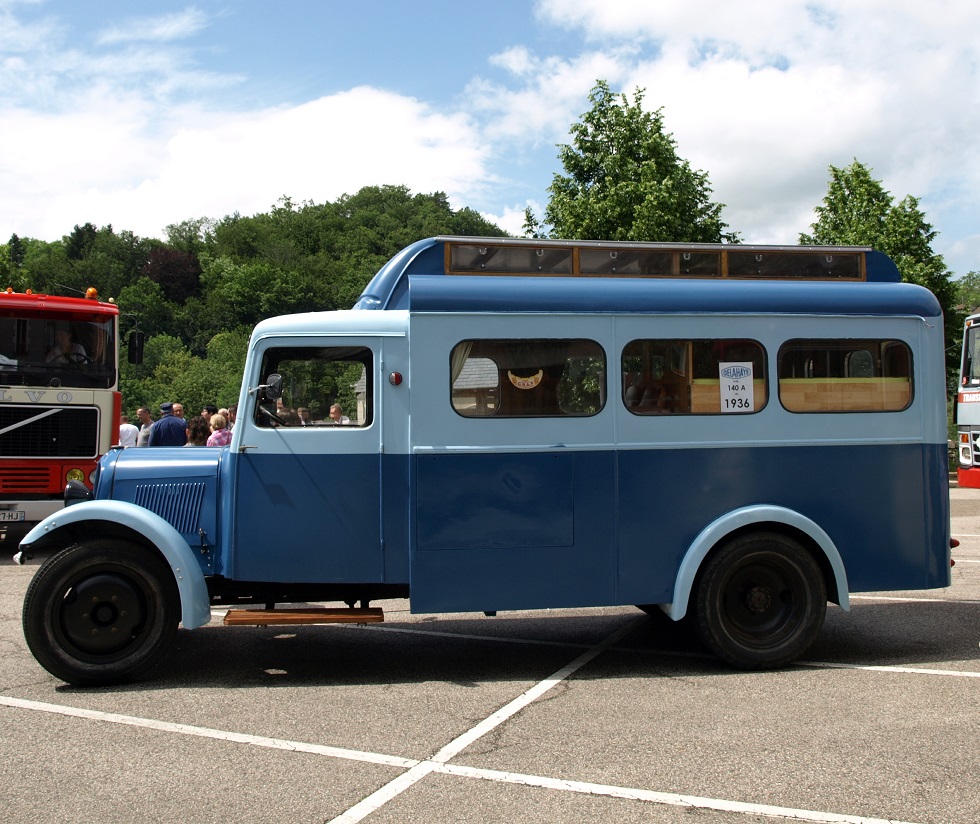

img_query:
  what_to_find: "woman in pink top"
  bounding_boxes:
[206,413,232,447]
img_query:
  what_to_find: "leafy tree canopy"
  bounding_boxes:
[540,80,738,243]
[956,271,980,315]
[801,160,961,373]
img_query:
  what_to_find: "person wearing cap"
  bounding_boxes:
[147,402,187,446]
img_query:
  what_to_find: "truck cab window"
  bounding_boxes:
[255,346,372,427]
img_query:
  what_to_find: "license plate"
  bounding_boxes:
[0,511,25,522]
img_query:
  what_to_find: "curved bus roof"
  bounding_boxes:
[354,236,904,312]
[405,275,940,319]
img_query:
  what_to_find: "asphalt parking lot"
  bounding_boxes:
[1,489,979,824]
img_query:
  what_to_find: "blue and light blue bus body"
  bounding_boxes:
[19,237,952,679]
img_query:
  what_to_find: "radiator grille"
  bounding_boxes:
[0,405,99,458]
[135,482,206,534]
[0,465,55,494]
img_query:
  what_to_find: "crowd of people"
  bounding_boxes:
[118,402,239,448]
[273,400,351,426]
[119,398,354,447]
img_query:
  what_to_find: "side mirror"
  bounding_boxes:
[127,331,145,365]
[264,373,283,401]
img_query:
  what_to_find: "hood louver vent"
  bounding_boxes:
[135,482,206,534]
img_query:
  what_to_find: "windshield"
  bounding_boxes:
[0,311,117,389]
[962,324,980,388]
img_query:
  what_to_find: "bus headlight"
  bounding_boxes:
[65,468,85,484]
[958,432,973,466]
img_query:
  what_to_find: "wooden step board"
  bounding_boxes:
[223,607,384,626]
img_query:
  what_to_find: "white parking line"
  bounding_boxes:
[6,611,967,824]
[0,686,922,824]
[849,594,980,603]
[328,620,636,823]
[0,695,417,768]
[801,661,980,677]
[435,763,920,824]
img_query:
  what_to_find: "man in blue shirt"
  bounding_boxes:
[148,402,187,446]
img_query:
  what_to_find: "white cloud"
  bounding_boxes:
[0,5,496,242]
[467,49,630,146]
[96,8,210,46]
[513,0,980,270]
[0,86,494,240]
[480,201,544,238]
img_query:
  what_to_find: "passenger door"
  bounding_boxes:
[228,341,384,584]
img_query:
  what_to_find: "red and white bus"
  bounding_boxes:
[0,287,124,545]
[955,311,980,487]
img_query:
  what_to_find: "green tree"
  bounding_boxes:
[165,217,215,257]
[541,80,737,243]
[65,222,98,261]
[66,226,151,300]
[140,245,202,303]
[8,233,26,267]
[0,243,14,289]
[956,271,980,315]
[116,277,175,342]
[522,207,543,239]
[800,160,961,373]
[19,238,70,293]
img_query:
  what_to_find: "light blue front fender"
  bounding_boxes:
[662,504,850,621]
[20,500,212,630]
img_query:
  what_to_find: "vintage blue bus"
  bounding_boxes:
[18,237,952,684]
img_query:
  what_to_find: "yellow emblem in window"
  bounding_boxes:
[508,369,543,390]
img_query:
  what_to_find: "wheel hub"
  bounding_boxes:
[60,572,146,655]
[743,585,772,614]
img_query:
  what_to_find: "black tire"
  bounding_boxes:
[23,539,179,686]
[693,532,827,670]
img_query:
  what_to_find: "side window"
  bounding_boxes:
[622,339,767,415]
[778,339,912,412]
[451,339,605,417]
[256,346,372,427]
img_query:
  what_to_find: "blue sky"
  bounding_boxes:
[2,0,979,277]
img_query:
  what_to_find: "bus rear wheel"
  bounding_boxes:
[693,532,826,670]
[23,539,179,686]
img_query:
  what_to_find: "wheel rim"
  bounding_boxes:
[718,553,809,649]
[58,572,150,657]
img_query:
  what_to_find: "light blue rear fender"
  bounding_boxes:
[662,505,850,621]
[20,500,212,630]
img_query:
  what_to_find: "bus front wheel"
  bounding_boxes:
[23,539,179,686]
[693,532,827,669]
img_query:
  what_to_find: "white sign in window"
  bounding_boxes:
[719,362,754,413]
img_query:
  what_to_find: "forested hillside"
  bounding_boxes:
[1,185,507,415]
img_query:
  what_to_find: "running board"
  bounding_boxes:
[223,607,384,626]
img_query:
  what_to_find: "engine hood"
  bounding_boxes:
[100,446,225,498]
